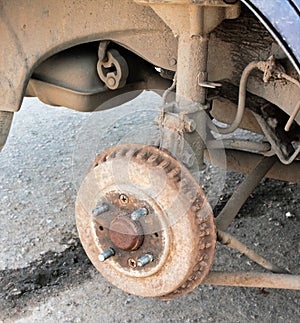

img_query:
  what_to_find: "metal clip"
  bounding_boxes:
[97,48,129,90]
[198,81,222,89]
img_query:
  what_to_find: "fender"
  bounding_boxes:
[242,0,300,74]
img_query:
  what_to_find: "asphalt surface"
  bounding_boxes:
[0,93,299,322]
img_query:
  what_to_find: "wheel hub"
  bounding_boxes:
[76,144,216,298]
[90,190,169,276]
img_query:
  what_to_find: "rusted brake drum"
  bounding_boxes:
[75,144,216,299]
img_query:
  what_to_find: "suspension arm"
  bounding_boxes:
[204,271,300,290]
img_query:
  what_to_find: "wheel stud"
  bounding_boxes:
[98,248,115,262]
[131,207,148,221]
[137,254,154,267]
[92,203,109,217]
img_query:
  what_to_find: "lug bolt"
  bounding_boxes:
[92,203,109,217]
[98,248,115,262]
[131,207,148,221]
[137,254,154,267]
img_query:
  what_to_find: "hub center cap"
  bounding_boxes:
[109,216,144,251]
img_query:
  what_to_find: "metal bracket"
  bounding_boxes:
[157,101,209,169]
[253,110,300,165]
[157,103,198,135]
[97,48,129,90]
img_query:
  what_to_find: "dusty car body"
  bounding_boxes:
[0,0,299,298]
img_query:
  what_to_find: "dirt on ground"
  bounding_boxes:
[0,93,299,322]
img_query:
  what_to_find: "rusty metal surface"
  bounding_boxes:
[91,191,167,272]
[109,216,144,251]
[75,144,216,298]
[0,0,177,112]
[204,149,300,182]
[203,271,300,290]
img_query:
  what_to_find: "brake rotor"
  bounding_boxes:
[75,144,216,299]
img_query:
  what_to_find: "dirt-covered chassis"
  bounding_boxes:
[0,0,299,298]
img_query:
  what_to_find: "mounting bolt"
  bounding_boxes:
[92,203,109,217]
[184,118,196,133]
[131,208,148,221]
[137,254,154,267]
[169,58,177,66]
[98,248,115,262]
[107,77,116,88]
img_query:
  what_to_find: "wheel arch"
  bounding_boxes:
[241,0,300,74]
[0,0,177,112]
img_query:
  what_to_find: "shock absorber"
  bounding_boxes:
[138,0,240,170]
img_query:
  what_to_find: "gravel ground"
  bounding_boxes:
[0,93,299,322]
